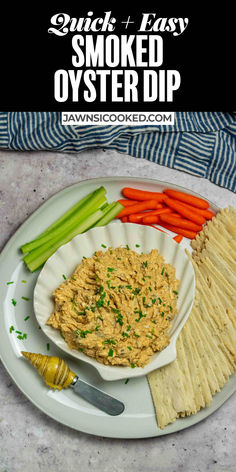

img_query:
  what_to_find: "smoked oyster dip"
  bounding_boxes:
[47,247,179,368]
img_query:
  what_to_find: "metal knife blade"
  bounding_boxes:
[70,376,125,416]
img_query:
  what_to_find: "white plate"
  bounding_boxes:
[34,224,195,381]
[0,176,234,438]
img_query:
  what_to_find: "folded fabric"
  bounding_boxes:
[0,112,235,192]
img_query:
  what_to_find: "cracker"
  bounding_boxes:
[148,206,236,429]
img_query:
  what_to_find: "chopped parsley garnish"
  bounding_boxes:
[161,312,165,317]
[117,257,121,260]
[127,325,131,331]
[161,267,165,275]
[97,316,103,321]
[9,325,15,333]
[158,297,162,304]
[107,267,116,272]
[47,343,50,351]
[76,329,92,338]
[24,316,30,321]
[75,310,86,316]
[122,332,129,337]
[82,256,87,259]
[11,299,17,306]
[125,378,129,384]
[96,290,106,307]
[101,244,107,248]
[135,244,140,248]
[134,333,140,338]
[62,274,66,280]
[173,290,179,295]
[103,339,116,345]
[148,286,152,292]
[134,310,146,322]
[142,275,151,281]
[132,288,141,296]
[126,285,132,290]
[126,244,130,250]
[95,325,101,331]
[60,331,65,340]
[108,348,114,357]
[21,280,27,283]
[90,305,96,312]
[112,309,123,326]
[168,305,173,311]
[146,334,153,339]
[131,363,136,368]
[127,346,132,351]
[6,281,14,285]
[107,280,111,289]
[21,296,30,301]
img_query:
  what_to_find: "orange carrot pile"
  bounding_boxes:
[116,186,214,242]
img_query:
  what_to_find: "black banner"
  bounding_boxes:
[1,5,235,111]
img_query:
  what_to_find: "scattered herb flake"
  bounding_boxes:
[9,325,15,333]
[131,363,136,368]
[62,274,66,280]
[108,348,114,357]
[24,316,30,321]
[21,280,27,283]
[135,244,140,248]
[125,378,129,384]
[161,267,165,275]
[173,290,179,295]
[101,244,107,248]
[127,346,132,351]
[6,281,14,285]
[126,244,130,250]
[11,299,17,306]
[21,296,30,301]
[103,339,116,345]
[47,343,50,351]
[132,288,141,296]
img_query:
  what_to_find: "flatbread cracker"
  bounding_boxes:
[148,206,236,429]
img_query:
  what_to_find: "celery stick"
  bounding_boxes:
[24,209,104,272]
[94,202,124,227]
[21,187,107,254]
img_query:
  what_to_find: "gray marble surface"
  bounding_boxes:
[0,148,236,472]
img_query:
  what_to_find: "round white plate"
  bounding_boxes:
[34,223,195,381]
[0,176,235,438]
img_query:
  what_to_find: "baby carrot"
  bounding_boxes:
[121,216,128,222]
[128,213,148,223]
[157,222,197,239]
[118,199,139,207]
[159,213,202,232]
[164,198,206,226]
[142,215,160,224]
[173,234,183,243]
[175,201,215,220]
[122,187,168,202]
[163,189,209,209]
[116,200,159,218]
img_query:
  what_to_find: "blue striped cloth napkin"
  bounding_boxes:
[0,112,235,192]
